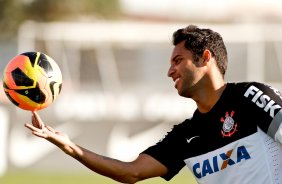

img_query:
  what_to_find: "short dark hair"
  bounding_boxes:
[172,25,228,76]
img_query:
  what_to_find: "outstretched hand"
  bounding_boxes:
[24,111,72,151]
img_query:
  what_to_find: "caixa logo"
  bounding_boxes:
[192,145,251,179]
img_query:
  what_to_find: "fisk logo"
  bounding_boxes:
[192,146,251,179]
[244,85,281,118]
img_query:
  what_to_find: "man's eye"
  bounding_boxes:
[175,59,182,64]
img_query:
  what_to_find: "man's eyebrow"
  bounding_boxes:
[171,55,181,62]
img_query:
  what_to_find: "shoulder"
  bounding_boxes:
[229,81,282,113]
[169,119,193,134]
[226,81,278,95]
[233,81,282,99]
[158,119,195,142]
[227,81,258,90]
[229,81,276,90]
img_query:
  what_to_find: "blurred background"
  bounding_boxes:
[1,0,282,183]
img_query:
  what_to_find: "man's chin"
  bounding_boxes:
[178,90,192,98]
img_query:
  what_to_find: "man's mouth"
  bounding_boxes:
[174,77,180,87]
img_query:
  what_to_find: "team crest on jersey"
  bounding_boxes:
[220,111,238,137]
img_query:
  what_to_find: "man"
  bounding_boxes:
[25,25,282,183]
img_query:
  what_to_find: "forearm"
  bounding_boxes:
[63,142,141,183]
[25,117,166,183]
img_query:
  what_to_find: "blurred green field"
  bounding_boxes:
[0,169,197,184]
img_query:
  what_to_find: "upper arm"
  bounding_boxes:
[125,123,188,183]
[129,153,168,182]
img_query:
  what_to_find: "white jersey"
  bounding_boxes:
[142,82,282,184]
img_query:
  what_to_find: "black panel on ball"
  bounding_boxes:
[12,68,34,87]
[38,53,53,78]
[22,52,38,67]
[49,81,56,101]
[59,83,62,93]
[3,82,10,89]
[15,82,46,104]
[4,92,20,106]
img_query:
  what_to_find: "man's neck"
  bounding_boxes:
[195,82,227,113]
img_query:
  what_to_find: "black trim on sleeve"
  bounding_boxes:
[141,121,191,180]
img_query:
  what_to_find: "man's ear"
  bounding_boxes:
[202,49,212,64]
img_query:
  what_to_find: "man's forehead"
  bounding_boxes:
[170,41,188,59]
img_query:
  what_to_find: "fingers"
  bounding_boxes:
[45,125,55,133]
[32,111,45,129]
[26,112,57,139]
[31,115,39,128]
[24,123,47,138]
[24,123,38,131]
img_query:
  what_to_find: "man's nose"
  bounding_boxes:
[167,65,175,77]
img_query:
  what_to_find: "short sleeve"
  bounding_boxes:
[243,82,282,143]
[141,121,190,180]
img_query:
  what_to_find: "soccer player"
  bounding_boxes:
[25,25,282,184]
